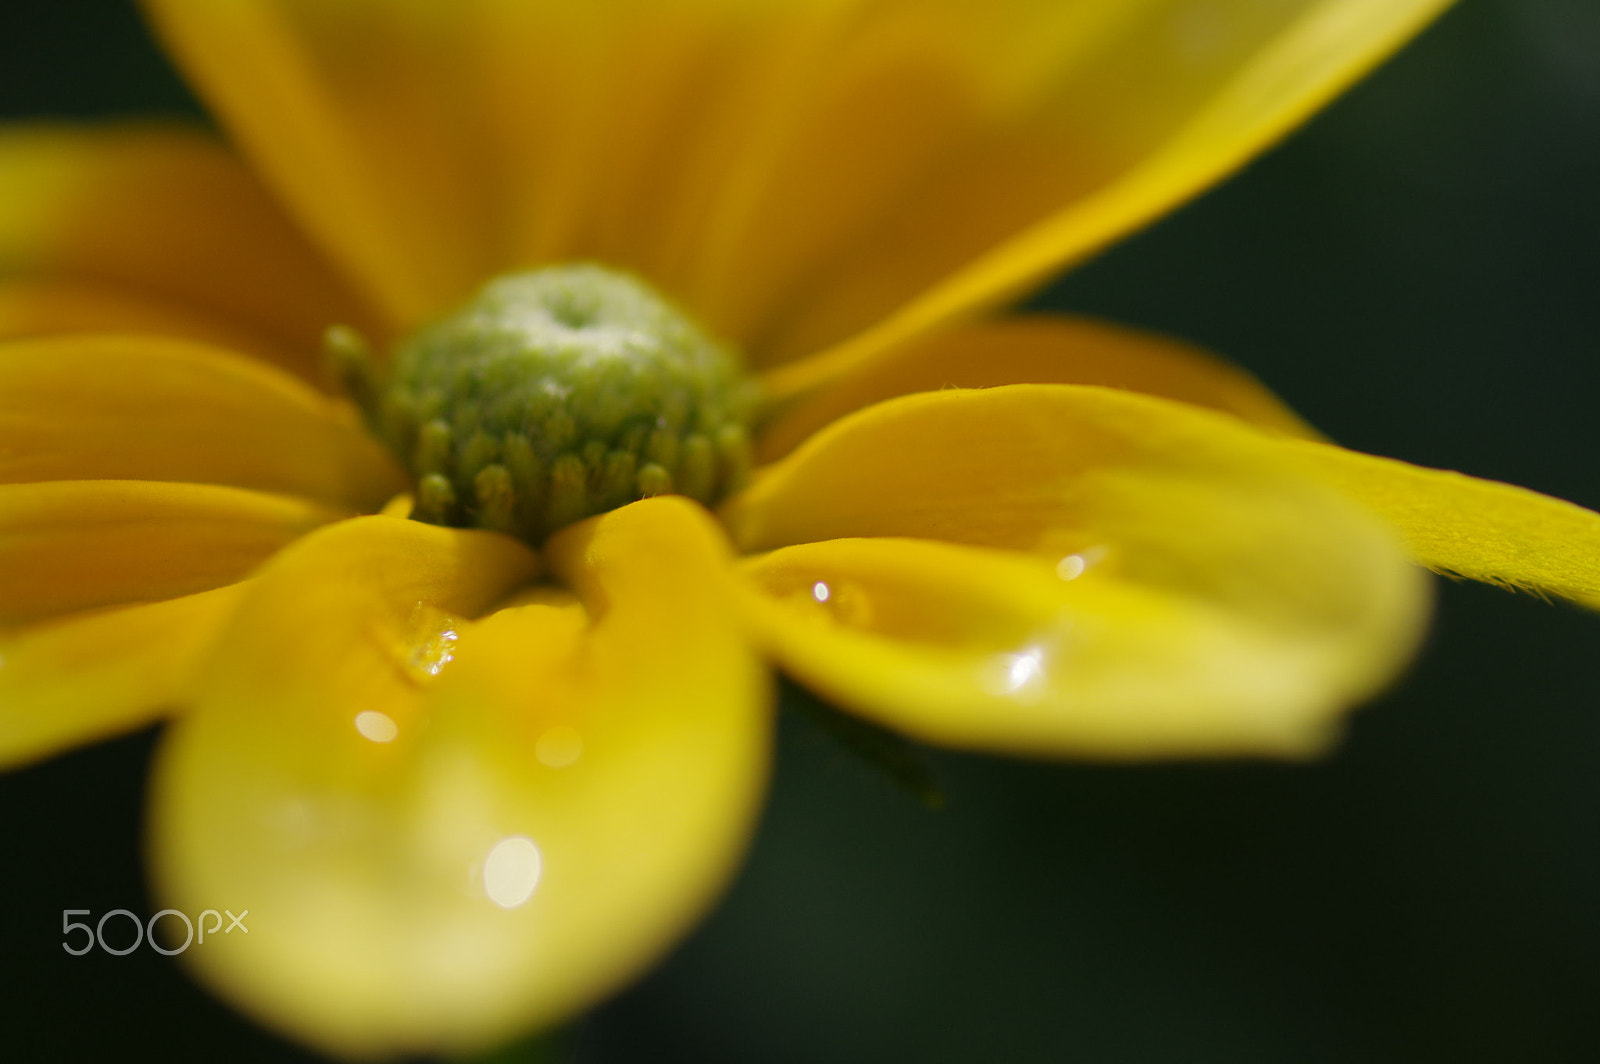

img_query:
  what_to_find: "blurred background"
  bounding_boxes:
[1,1,1597,1061]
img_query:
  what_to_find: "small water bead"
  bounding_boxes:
[482,836,543,909]
[353,710,400,744]
[534,725,584,769]
[1055,545,1109,582]
[793,575,873,628]
[1055,554,1086,581]
[334,264,755,544]
[1000,646,1046,694]
[983,641,1063,704]
[409,626,459,678]
[401,603,463,683]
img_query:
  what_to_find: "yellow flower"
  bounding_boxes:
[3,0,1597,1058]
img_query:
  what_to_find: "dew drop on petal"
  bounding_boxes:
[1056,545,1109,582]
[409,628,458,677]
[483,836,543,909]
[354,710,399,743]
[1055,554,1087,581]
[402,603,463,683]
[983,644,1054,701]
[267,797,319,847]
[535,725,584,769]
[1003,647,1045,693]
[803,577,874,626]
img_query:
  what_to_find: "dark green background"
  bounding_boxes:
[2,2,1597,1061]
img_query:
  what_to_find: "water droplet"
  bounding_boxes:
[535,725,584,768]
[1055,545,1108,581]
[802,577,872,627]
[1001,646,1045,694]
[980,640,1062,703]
[267,797,319,847]
[410,630,457,676]
[483,836,542,909]
[354,710,399,743]
[402,603,463,683]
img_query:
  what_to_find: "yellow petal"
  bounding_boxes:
[0,123,381,369]
[758,314,1320,461]
[142,0,503,329]
[731,384,1374,553]
[0,480,344,626]
[142,0,1448,359]
[0,583,248,770]
[0,278,306,374]
[726,385,1427,756]
[740,535,1418,758]
[149,500,767,1057]
[1281,438,1600,603]
[0,334,404,510]
[755,0,1454,397]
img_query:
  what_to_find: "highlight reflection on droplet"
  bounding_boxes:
[535,725,584,768]
[353,710,399,743]
[1055,554,1087,581]
[1055,545,1107,582]
[1004,647,1045,693]
[812,581,831,603]
[402,603,462,682]
[483,836,542,909]
[480,832,544,908]
[410,628,458,676]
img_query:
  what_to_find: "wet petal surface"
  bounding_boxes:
[150,501,768,1057]
[729,385,1427,757]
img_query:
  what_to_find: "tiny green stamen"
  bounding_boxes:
[332,264,754,543]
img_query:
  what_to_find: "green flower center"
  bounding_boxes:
[333,264,754,543]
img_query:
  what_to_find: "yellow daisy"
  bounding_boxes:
[3,0,1597,1058]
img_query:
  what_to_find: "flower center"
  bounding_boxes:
[335,264,753,543]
